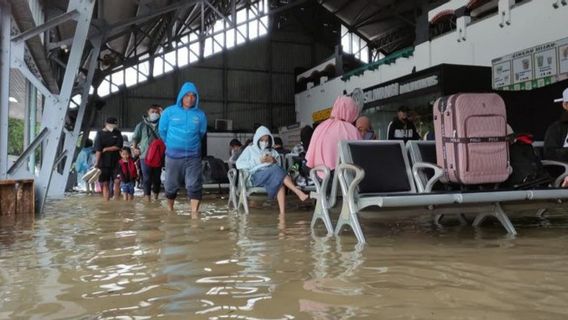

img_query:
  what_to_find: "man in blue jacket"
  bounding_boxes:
[159,82,207,216]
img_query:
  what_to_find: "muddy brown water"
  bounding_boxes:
[1,193,568,319]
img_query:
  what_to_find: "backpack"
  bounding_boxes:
[144,126,166,168]
[503,134,553,189]
[202,156,229,184]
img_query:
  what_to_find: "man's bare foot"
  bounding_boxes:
[167,199,175,211]
[191,211,199,219]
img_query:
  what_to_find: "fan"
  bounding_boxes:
[351,88,365,113]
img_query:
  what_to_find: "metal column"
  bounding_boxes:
[50,36,102,197]
[0,1,11,179]
[24,80,38,173]
[6,0,96,213]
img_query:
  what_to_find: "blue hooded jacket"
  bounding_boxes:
[159,82,207,158]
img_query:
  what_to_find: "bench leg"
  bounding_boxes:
[334,201,366,244]
[310,194,333,235]
[228,184,238,210]
[536,208,547,218]
[434,214,444,225]
[472,204,517,235]
[237,187,249,214]
[458,214,468,225]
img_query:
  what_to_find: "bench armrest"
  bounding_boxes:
[228,168,237,187]
[541,160,568,187]
[238,169,251,191]
[337,163,365,215]
[412,161,444,193]
[309,165,330,196]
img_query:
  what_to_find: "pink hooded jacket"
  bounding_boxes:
[306,96,361,171]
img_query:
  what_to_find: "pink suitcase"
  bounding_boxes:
[434,93,510,185]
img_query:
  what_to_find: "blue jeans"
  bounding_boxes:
[140,160,162,196]
[164,156,202,200]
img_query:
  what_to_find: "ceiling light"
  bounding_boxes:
[9,96,17,103]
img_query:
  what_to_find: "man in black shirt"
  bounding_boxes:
[545,88,568,165]
[94,117,124,200]
[387,106,420,143]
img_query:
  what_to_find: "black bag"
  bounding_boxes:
[202,156,229,184]
[504,140,553,189]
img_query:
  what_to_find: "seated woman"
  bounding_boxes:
[306,96,361,174]
[236,126,309,215]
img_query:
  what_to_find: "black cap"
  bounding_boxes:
[229,139,242,147]
[398,106,409,112]
[105,117,118,125]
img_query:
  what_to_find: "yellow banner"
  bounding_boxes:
[312,107,332,122]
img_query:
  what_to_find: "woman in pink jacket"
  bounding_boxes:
[306,96,361,172]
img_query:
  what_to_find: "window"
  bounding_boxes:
[98,77,111,97]
[226,28,235,49]
[177,46,189,67]
[237,24,247,44]
[213,31,224,52]
[97,3,273,93]
[164,51,176,73]
[236,8,247,24]
[70,94,81,109]
[204,37,213,57]
[259,16,268,36]
[341,24,370,63]
[111,69,124,87]
[124,66,137,87]
[248,19,258,39]
[153,55,164,77]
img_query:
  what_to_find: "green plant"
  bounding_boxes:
[8,118,24,155]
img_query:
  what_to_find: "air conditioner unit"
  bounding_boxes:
[215,119,233,131]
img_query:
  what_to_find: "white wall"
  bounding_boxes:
[295,0,568,125]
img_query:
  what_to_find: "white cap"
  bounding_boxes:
[554,88,568,103]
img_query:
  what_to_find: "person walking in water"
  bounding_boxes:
[159,82,207,217]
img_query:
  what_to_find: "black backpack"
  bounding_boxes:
[504,138,553,189]
[202,156,229,184]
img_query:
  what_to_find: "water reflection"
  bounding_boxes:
[1,195,568,319]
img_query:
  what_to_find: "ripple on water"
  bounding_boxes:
[1,195,568,319]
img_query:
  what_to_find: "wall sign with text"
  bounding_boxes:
[492,37,568,91]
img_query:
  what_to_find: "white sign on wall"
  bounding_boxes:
[492,37,568,91]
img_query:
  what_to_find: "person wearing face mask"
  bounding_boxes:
[132,104,163,202]
[160,82,207,216]
[94,117,124,201]
[236,126,309,215]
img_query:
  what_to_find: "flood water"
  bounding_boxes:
[1,193,568,319]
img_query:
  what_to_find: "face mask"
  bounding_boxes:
[148,113,160,122]
[106,124,116,132]
[259,141,268,150]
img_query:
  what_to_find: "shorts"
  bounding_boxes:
[99,167,115,182]
[121,182,135,194]
[164,156,203,200]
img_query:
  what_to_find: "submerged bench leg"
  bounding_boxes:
[310,195,333,235]
[334,201,365,244]
[228,186,238,210]
[434,214,444,225]
[472,204,517,235]
[434,213,467,226]
[237,188,249,214]
[536,208,547,218]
